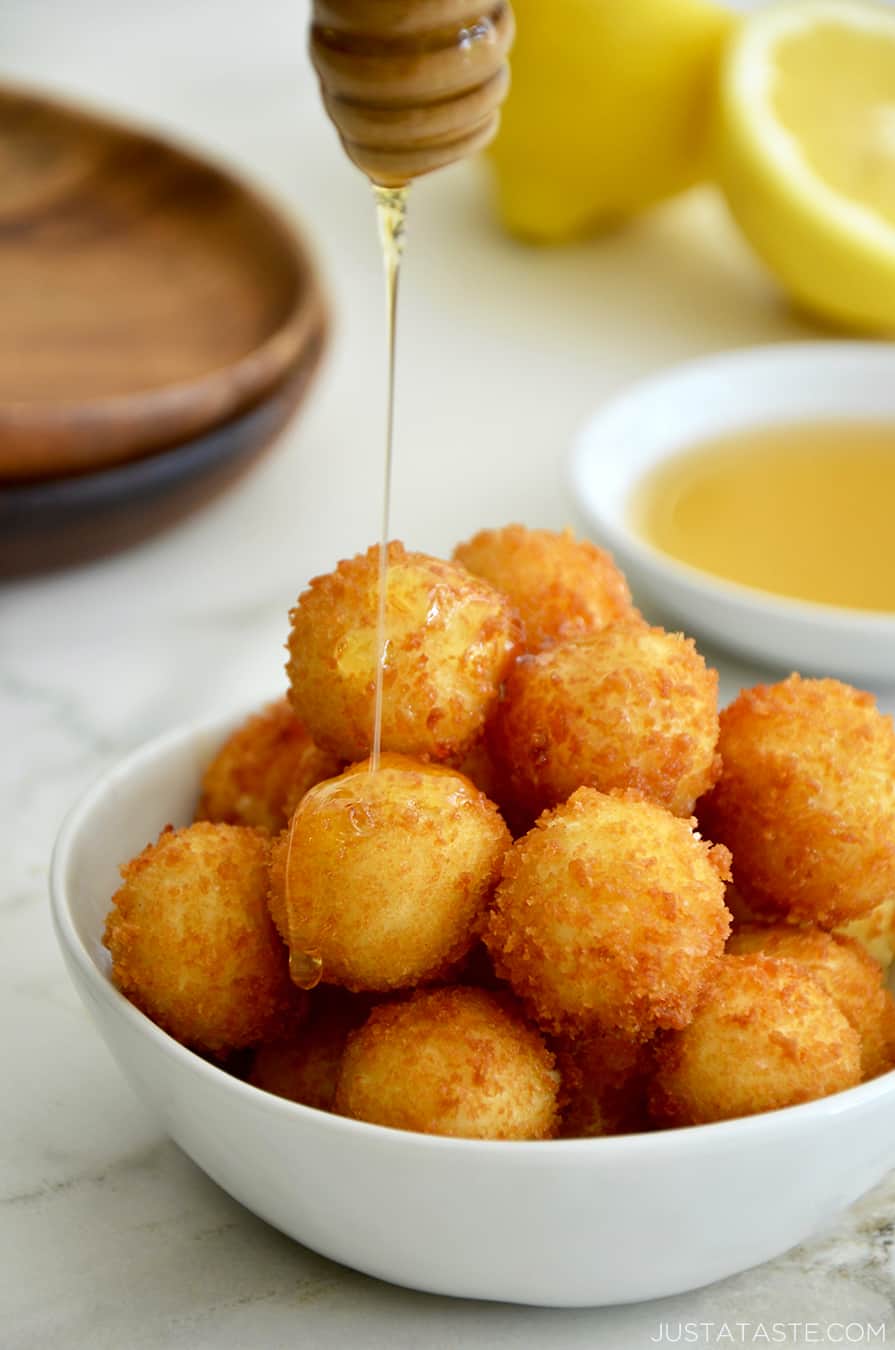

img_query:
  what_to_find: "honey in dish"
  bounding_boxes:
[634,421,895,612]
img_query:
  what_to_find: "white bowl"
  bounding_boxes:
[51,710,895,1308]
[569,341,895,685]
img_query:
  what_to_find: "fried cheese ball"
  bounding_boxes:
[650,955,862,1126]
[196,698,341,834]
[249,988,373,1112]
[269,754,511,993]
[698,676,895,928]
[286,543,522,763]
[452,523,636,651]
[334,987,559,1139]
[485,788,732,1039]
[488,622,721,822]
[103,822,292,1055]
[555,1031,653,1137]
[727,925,895,1081]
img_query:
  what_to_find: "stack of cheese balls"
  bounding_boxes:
[103,526,895,1139]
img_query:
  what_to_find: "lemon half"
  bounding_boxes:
[717,0,895,330]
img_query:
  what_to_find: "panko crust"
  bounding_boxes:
[698,675,895,928]
[249,987,374,1112]
[727,924,895,1081]
[267,828,290,943]
[555,1030,654,1137]
[196,697,341,834]
[103,822,293,1055]
[485,787,732,1040]
[334,986,560,1139]
[488,622,721,823]
[650,955,862,1126]
[286,542,523,763]
[453,523,636,652]
[273,754,512,993]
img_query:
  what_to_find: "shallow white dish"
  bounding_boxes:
[569,341,895,685]
[51,710,895,1308]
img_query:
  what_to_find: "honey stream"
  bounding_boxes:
[369,184,409,773]
[286,184,408,989]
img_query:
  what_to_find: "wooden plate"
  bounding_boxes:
[0,85,327,481]
[0,339,323,579]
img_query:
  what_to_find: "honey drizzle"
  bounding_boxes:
[283,188,408,986]
[370,183,409,773]
[283,810,323,990]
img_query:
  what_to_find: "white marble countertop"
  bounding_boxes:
[3,1,894,1344]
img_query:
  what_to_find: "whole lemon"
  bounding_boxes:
[489,0,734,243]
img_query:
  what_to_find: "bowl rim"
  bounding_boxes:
[568,339,895,633]
[51,705,895,1161]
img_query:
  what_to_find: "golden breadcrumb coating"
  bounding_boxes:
[698,675,895,928]
[196,698,341,834]
[727,924,895,1081]
[267,828,290,944]
[286,542,522,763]
[270,754,512,993]
[488,622,721,823]
[485,788,731,1039]
[453,523,636,651]
[650,954,862,1126]
[334,986,559,1139]
[555,1030,653,1137]
[249,987,374,1112]
[103,822,293,1055]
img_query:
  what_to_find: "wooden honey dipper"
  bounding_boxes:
[310,0,515,186]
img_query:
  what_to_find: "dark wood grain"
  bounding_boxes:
[0,333,325,579]
[0,84,327,480]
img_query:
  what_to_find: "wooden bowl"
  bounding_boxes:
[0,342,323,579]
[0,84,327,481]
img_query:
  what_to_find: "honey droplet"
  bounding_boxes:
[347,801,376,835]
[289,948,323,991]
